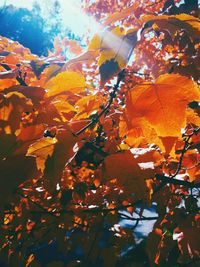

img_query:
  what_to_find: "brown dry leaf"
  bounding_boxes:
[45,71,86,97]
[126,74,200,138]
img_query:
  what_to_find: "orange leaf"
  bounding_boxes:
[126,74,200,137]
[0,91,33,132]
[103,149,161,202]
[4,85,46,107]
[142,14,200,39]
[44,128,77,183]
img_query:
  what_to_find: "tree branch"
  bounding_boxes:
[118,212,158,221]
[1,63,27,86]
[155,174,200,188]
[75,69,126,136]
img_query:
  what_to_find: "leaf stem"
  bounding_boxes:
[75,69,126,136]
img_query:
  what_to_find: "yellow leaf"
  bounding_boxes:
[88,34,101,51]
[45,71,86,97]
[42,64,62,83]
[44,128,77,183]
[27,137,56,172]
[88,26,138,83]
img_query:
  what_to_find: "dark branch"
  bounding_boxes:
[118,212,158,221]
[1,63,27,86]
[75,69,126,136]
[155,174,200,188]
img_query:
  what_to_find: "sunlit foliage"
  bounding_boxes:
[0,0,200,266]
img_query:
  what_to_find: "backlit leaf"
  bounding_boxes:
[44,128,77,184]
[27,137,56,172]
[103,149,161,202]
[126,74,200,137]
[142,14,200,39]
[89,26,139,83]
[45,71,86,97]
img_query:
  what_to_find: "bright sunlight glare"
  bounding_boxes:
[1,0,99,36]
[1,0,134,64]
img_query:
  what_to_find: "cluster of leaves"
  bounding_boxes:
[0,0,200,266]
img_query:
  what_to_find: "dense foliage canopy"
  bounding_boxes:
[0,0,200,266]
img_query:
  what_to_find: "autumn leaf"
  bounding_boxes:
[0,133,17,160]
[103,2,140,26]
[44,128,77,184]
[68,40,83,55]
[14,124,46,154]
[50,95,76,121]
[0,78,17,91]
[27,137,56,172]
[89,26,139,83]
[142,14,200,39]
[17,124,46,142]
[0,155,39,208]
[30,59,49,78]
[3,85,46,107]
[125,74,200,137]
[0,91,33,132]
[41,64,62,84]
[174,226,200,263]
[103,148,161,202]
[0,3,200,266]
[45,71,86,97]
[74,93,106,119]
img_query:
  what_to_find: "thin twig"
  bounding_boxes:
[75,69,126,136]
[171,135,191,179]
[118,212,158,221]
[155,174,200,188]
